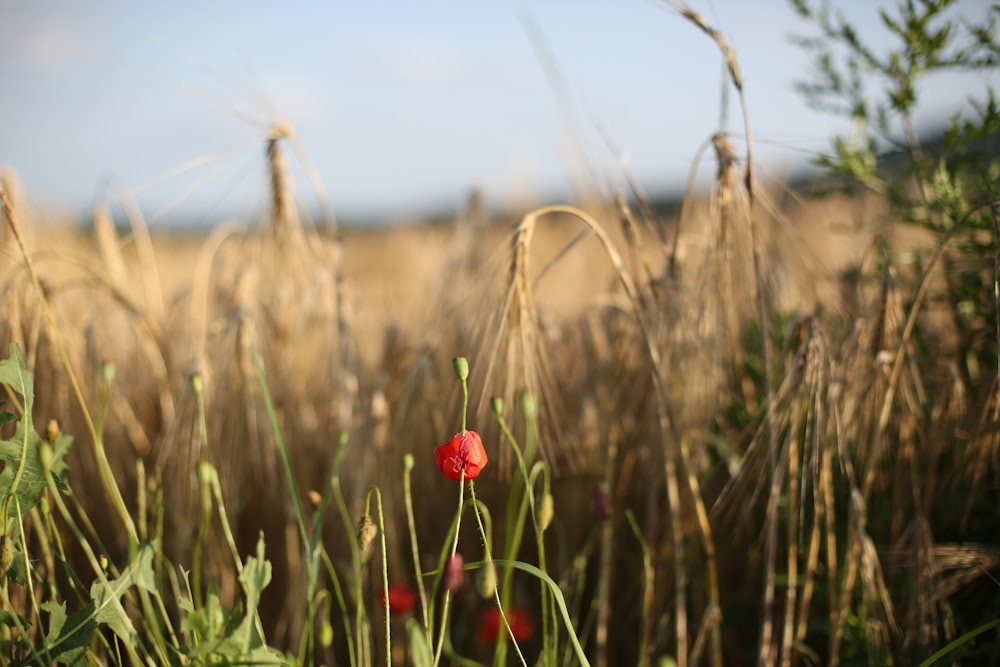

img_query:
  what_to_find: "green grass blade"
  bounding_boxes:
[918,618,1000,667]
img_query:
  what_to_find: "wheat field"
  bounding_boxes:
[1,7,998,665]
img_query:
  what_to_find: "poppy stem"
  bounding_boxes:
[469,480,529,667]
[402,454,431,637]
[365,486,391,667]
[432,470,466,667]
[460,375,469,435]
[453,356,470,434]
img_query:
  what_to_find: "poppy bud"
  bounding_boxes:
[196,460,215,488]
[538,493,554,532]
[434,431,488,482]
[519,391,537,419]
[444,553,465,593]
[490,397,504,415]
[38,441,53,473]
[101,360,116,387]
[594,486,610,522]
[189,371,203,395]
[477,557,497,599]
[452,357,470,381]
[45,419,59,444]
[320,620,334,647]
[0,535,13,576]
[402,453,414,472]
[357,515,377,560]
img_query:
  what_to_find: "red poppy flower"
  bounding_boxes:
[477,607,533,643]
[434,430,488,481]
[379,582,417,615]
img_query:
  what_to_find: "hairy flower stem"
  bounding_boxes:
[364,487,392,667]
[402,455,431,641]
[432,474,465,667]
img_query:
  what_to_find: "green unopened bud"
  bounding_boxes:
[357,515,378,561]
[101,360,116,387]
[190,372,203,395]
[402,453,414,471]
[320,620,334,647]
[452,357,469,381]
[196,460,215,488]
[519,392,537,419]
[38,441,53,473]
[490,397,504,416]
[538,493,554,532]
[477,557,497,599]
[99,553,109,572]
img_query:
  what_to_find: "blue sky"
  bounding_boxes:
[2,1,995,226]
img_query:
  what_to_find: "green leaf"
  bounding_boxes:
[0,344,33,427]
[40,600,96,667]
[89,543,158,650]
[0,344,69,528]
[182,591,228,643]
[488,558,592,667]
[184,533,288,665]
[0,608,30,629]
[919,618,1000,667]
[407,618,433,667]
[229,532,272,654]
[6,547,28,585]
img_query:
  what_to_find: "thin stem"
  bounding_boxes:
[403,455,431,640]
[469,481,528,667]
[365,487,392,667]
[460,371,469,434]
[432,473,466,667]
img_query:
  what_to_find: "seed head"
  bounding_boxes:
[357,515,378,559]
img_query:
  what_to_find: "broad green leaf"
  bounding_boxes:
[0,344,33,426]
[40,600,95,667]
[89,543,158,649]
[131,542,157,593]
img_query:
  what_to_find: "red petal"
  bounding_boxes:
[435,431,488,481]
